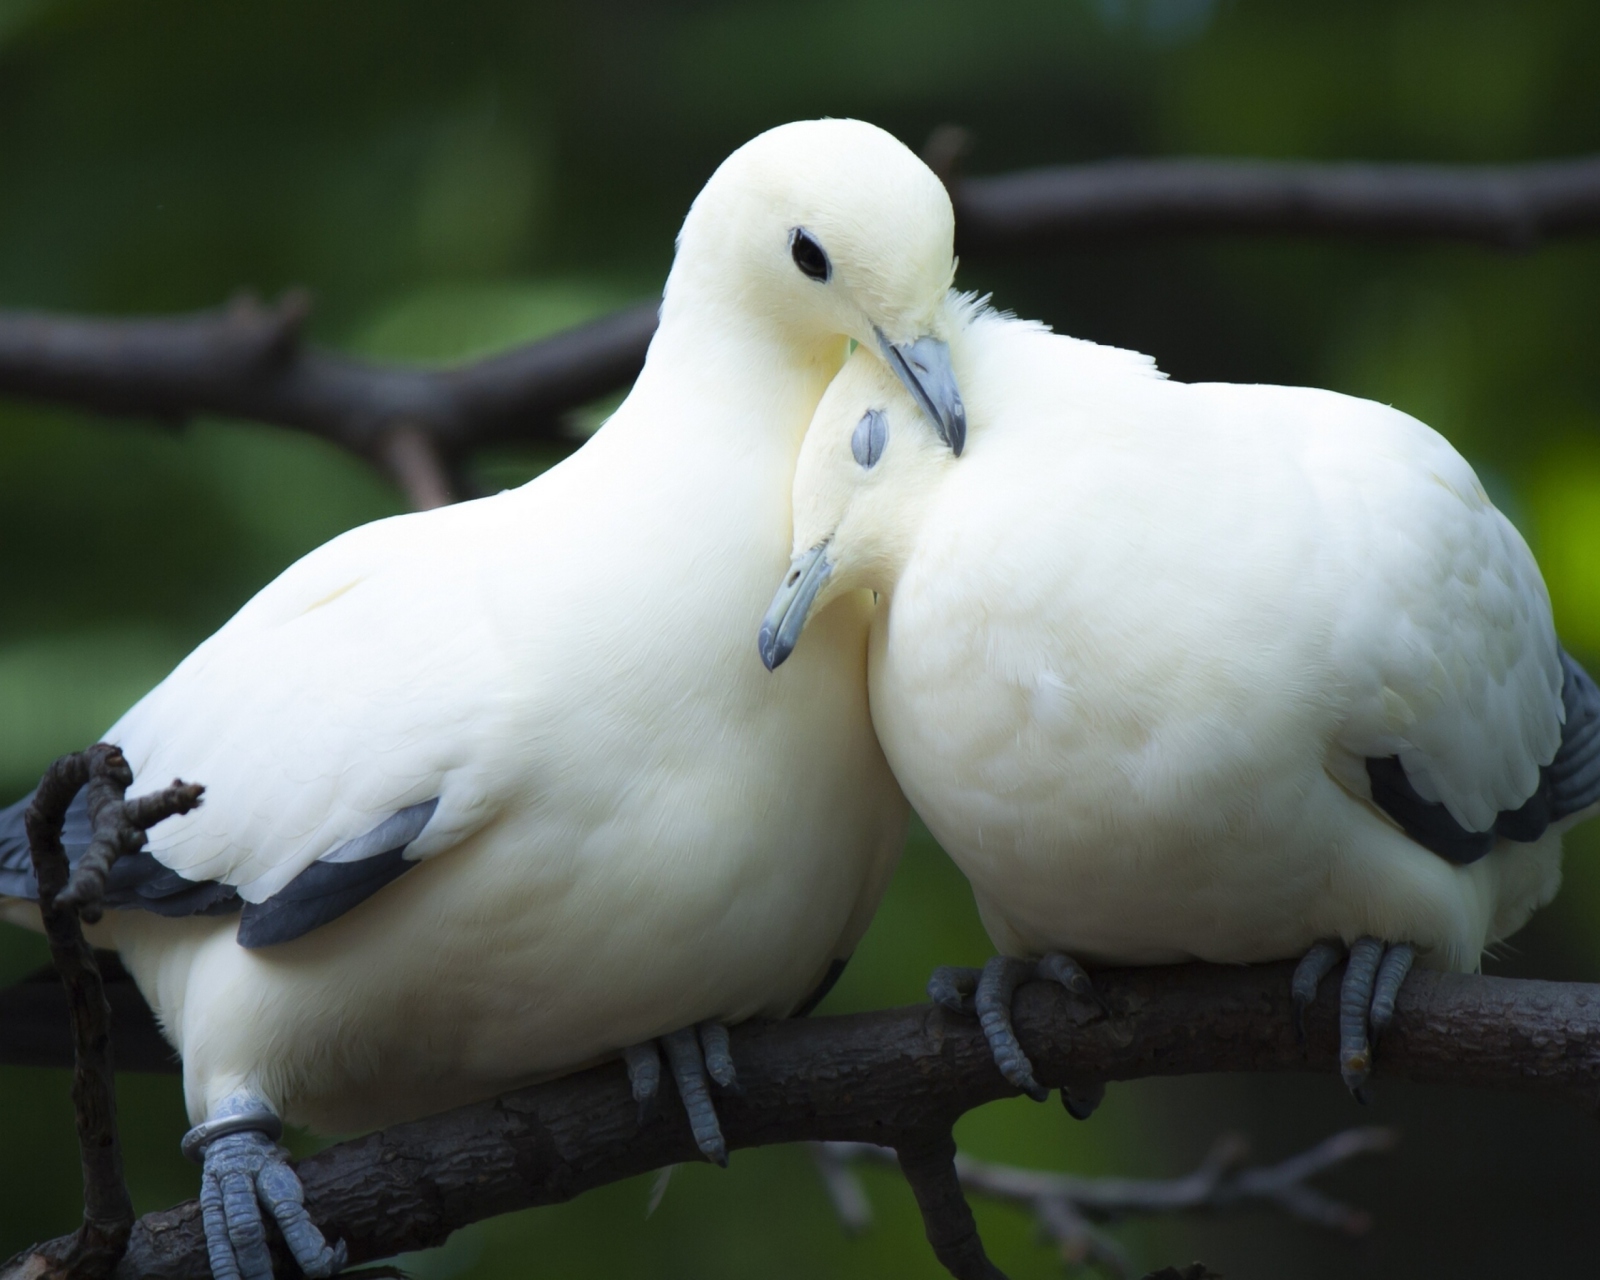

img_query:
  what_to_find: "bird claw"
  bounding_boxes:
[938,952,1105,1111]
[1037,951,1108,1017]
[698,1021,742,1095]
[1369,943,1415,1042]
[644,1022,738,1166]
[927,965,981,1016]
[623,1042,663,1126]
[1291,937,1417,1101]
[1291,939,1344,1043]
[1061,1078,1106,1121]
[975,955,1048,1100]
[193,1114,343,1280]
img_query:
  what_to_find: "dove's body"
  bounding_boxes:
[778,306,1598,982]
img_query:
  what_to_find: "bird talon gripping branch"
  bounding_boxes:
[623,1042,664,1126]
[188,1093,344,1280]
[660,1024,739,1166]
[927,965,981,1016]
[933,952,1107,1109]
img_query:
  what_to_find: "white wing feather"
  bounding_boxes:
[108,495,521,902]
[1312,396,1563,831]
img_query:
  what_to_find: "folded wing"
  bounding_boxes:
[1322,401,1572,859]
[2,498,522,946]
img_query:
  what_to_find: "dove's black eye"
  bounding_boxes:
[789,227,831,283]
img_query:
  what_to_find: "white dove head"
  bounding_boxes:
[670,118,966,452]
[758,340,955,671]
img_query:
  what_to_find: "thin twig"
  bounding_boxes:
[55,750,203,922]
[14,749,130,1280]
[813,1126,1393,1276]
[4,745,200,1280]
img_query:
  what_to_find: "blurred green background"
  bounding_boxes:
[2,0,1600,1276]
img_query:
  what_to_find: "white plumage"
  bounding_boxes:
[773,299,1593,993]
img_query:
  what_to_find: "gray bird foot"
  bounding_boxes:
[928,952,1105,1114]
[624,1022,740,1166]
[185,1096,345,1280]
[1290,936,1415,1103]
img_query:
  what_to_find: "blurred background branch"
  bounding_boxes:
[949,152,1600,252]
[0,296,658,509]
[1,148,1598,511]
[811,1127,1395,1277]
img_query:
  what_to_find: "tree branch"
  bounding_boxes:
[85,962,1600,1279]
[8,745,200,1280]
[950,153,1600,252]
[0,293,659,486]
[371,425,456,510]
[1,151,1598,508]
[894,1128,1006,1280]
[814,1126,1394,1276]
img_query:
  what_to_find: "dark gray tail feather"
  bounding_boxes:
[0,787,91,897]
[0,784,239,917]
[1551,646,1600,822]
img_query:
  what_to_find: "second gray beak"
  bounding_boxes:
[876,330,966,456]
[758,542,832,671]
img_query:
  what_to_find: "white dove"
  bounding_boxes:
[0,118,967,1280]
[761,298,1600,1113]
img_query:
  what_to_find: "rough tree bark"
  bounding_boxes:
[80,962,1600,1279]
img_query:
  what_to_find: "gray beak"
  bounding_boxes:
[758,542,833,671]
[875,330,966,456]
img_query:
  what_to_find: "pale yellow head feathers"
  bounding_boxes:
[669,119,957,356]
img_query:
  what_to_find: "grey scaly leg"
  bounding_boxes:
[1369,943,1415,1044]
[698,1021,741,1094]
[1036,952,1108,1118]
[976,955,1046,1101]
[1291,936,1418,1102]
[1339,937,1386,1102]
[956,951,1106,1108]
[661,1023,735,1166]
[1037,951,1105,1013]
[184,1091,345,1280]
[623,1042,663,1125]
[1291,939,1345,1041]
